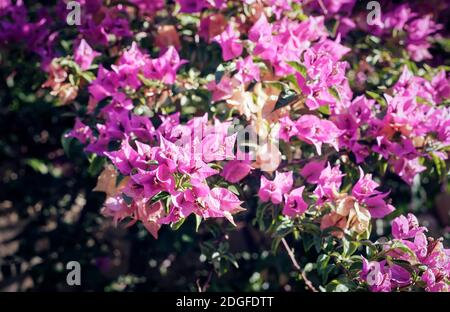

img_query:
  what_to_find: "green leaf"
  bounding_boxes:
[302,234,315,252]
[431,153,446,180]
[284,74,300,91]
[366,90,386,107]
[88,155,106,176]
[273,90,299,111]
[328,87,341,102]
[318,104,330,116]
[321,263,336,284]
[215,64,225,83]
[325,277,356,292]
[287,61,307,78]
[271,237,282,253]
[68,73,76,85]
[80,71,96,83]
[390,240,418,262]
[26,158,48,174]
[222,253,239,269]
[61,131,74,158]
[436,37,450,53]
[317,254,331,282]
[343,238,360,257]
[227,184,240,195]
[171,217,186,230]
[302,222,321,235]
[314,235,322,253]
[195,215,202,232]
[150,191,170,205]
[275,219,294,237]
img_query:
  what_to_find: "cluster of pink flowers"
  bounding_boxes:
[61,33,260,238]
[76,111,248,238]
[280,114,342,155]
[65,40,258,237]
[209,12,348,88]
[265,163,395,233]
[65,41,186,151]
[361,214,450,292]
[88,42,185,99]
[331,66,450,184]
[60,0,134,46]
[274,16,449,185]
[304,0,447,62]
[361,3,443,62]
[258,171,307,217]
[103,136,244,238]
[0,0,58,68]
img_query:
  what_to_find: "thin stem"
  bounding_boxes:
[281,237,318,292]
[197,270,213,292]
[318,0,328,15]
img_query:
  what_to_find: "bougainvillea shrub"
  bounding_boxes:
[1,0,449,292]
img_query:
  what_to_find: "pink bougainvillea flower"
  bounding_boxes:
[431,70,450,103]
[104,139,147,175]
[312,35,351,61]
[171,191,196,218]
[129,169,162,200]
[364,193,395,219]
[299,160,326,184]
[145,46,187,84]
[295,115,342,155]
[155,164,176,193]
[210,187,244,216]
[199,187,245,225]
[208,74,239,102]
[389,157,426,185]
[360,258,392,292]
[201,131,236,163]
[406,15,442,42]
[283,186,308,217]
[135,200,164,239]
[157,112,181,137]
[74,39,100,70]
[279,116,298,142]
[349,169,395,219]
[391,213,427,239]
[235,56,260,84]
[101,195,133,226]
[259,171,293,204]
[248,14,272,43]
[66,118,92,144]
[221,160,252,183]
[390,263,412,288]
[337,17,356,37]
[248,15,277,62]
[88,65,119,103]
[253,142,282,173]
[422,268,449,292]
[360,256,412,292]
[352,168,382,201]
[320,212,347,238]
[313,163,344,202]
[177,0,206,13]
[213,24,243,61]
[306,0,356,16]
